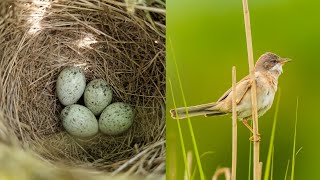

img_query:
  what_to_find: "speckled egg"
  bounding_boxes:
[56,67,86,106]
[61,104,98,138]
[99,102,134,135]
[84,79,113,116]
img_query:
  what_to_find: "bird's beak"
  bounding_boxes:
[279,58,292,65]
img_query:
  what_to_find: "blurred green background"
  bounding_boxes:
[167,0,320,179]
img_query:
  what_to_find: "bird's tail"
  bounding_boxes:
[170,102,225,119]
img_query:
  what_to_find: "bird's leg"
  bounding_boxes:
[236,80,253,104]
[242,119,261,141]
[242,119,254,133]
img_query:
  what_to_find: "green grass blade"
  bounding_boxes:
[263,90,281,180]
[248,121,252,180]
[284,160,290,180]
[270,145,274,180]
[191,164,198,180]
[168,79,190,179]
[291,98,299,180]
[169,37,205,180]
[295,147,303,156]
[191,151,215,180]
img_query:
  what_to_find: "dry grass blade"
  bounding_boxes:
[184,151,193,180]
[0,142,164,180]
[212,167,231,180]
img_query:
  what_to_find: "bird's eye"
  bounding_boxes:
[271,60,277,63]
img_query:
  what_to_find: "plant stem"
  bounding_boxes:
[248,122,252,180]
[231,66,237,180]
[284,160,290,180]
[169,58,189,179]
[291,98,299,180]
[241,0,260,179]
[264,90,281,180]
[169,38,205,180]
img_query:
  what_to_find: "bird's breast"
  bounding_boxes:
[235,72,277,119]
[256,72,277,117]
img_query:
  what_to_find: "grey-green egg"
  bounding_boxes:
[56,67,86,106]
[99,102,134,135]
[61,104,98,138]
[84,79,113,116]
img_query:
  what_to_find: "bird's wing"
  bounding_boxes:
[217,75,251,104]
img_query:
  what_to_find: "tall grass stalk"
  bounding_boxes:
[241,0,261,179]
[270,146,274,180]
[191,151,215,180]
[169,38,205,180]
[263,91,281,180]
[291,98,299,180]
[248,121,252,180]
[284,160,290,180]
[231,66,238,180]
[169,79,190,179]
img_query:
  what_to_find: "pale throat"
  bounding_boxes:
[269,63,283,78]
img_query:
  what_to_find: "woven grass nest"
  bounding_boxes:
[0,0,165,176]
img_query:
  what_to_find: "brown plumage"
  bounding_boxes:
[170,52,291,124]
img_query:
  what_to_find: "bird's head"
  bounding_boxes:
[255,52,291,76]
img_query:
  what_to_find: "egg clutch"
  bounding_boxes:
[56,67,134,138]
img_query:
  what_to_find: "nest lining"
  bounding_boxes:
[0,0,165,175]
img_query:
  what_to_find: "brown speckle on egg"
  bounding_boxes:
[98,102,134,135]
[56,67,86,106]
[84,79,113,116]
[61,104,98,138]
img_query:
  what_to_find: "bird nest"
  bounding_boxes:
[0,0,165,176]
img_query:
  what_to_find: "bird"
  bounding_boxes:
[170,52,291,140]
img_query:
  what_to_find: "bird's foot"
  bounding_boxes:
[249,134,261,142]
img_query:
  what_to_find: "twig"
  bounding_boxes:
[241,0,261,180]
[212,167,231,180]
[231,66,237,180]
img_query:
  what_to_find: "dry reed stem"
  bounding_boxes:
[241,0,260,179]
[212,167,231,180]
[0,0,165,175]
[231,66,237,180]
[259,162,263,180]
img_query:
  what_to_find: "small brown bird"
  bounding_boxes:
[170,52,290,138]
